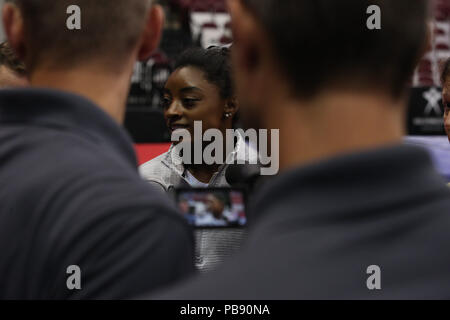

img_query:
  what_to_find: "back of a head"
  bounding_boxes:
[9,0,152,71]
[242,0,428,100]
[0,41,27,87]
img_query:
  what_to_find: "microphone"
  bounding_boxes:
[225,163,264,191]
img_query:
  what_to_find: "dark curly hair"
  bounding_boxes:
[441,58,450,85]
[0,42,26,76]
[174,46,233,100]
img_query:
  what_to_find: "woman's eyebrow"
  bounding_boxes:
[180,86,203,94]
[163,88,172,95]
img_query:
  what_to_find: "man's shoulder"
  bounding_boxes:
[139,152,170,175]
[30,126,134,174]
[139,150,183,190]
[1,126,184,222]
[1,123,120,162]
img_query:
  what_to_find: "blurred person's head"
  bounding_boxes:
[0,41,27,87]
[442,58,450,143]
[162,46,238,139]
[228,0,428,170]
[2,0,164,122]
[205,193,226,219]
[178,197,190,214]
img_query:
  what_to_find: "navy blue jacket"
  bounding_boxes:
[153,145,450,299]
[0,88,195,299]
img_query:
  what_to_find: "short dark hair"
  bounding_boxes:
[441,58,450,85]
[241,0,428,99]
[11,0,152,71]
[0,42,26,76]
[174,46,233,100]
[208,192,228,207]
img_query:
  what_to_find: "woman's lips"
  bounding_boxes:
[169,124,190,132]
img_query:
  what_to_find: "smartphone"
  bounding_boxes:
[175,188,247,228]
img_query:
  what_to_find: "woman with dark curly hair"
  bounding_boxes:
[141,46,256,190]
[140,46,257,272]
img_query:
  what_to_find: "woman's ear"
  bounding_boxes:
[224,97,240,118]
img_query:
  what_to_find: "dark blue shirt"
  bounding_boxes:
[0,88,195,299]
[154,145,450,299]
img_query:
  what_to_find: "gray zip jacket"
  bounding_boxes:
[139,132,258,191]
[139,133,258,272]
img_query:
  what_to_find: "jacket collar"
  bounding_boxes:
[0,88,137,168]
[161,130,254,183]
[251,144,448,226]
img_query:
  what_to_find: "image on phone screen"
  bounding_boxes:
[175,188,247,228]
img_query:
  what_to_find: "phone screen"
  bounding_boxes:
[175,188,247,228]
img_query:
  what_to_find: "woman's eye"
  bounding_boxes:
[183,98,199,108]
[161,97,171,109]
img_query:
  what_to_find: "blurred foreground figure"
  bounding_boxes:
[0,0,194,299]
[442,58,450,142]
[153,0,450,299]
[0,41,27,87]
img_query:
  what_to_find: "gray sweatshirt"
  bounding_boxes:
[139,133,258,272]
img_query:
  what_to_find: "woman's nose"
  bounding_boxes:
[166,101,183,119]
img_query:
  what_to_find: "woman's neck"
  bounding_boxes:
[185,163,221,184]
[183,134,237,183]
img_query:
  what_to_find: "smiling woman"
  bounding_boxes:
[139,46,258,272]
[163,64,230,141]
[139,46,254,191]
